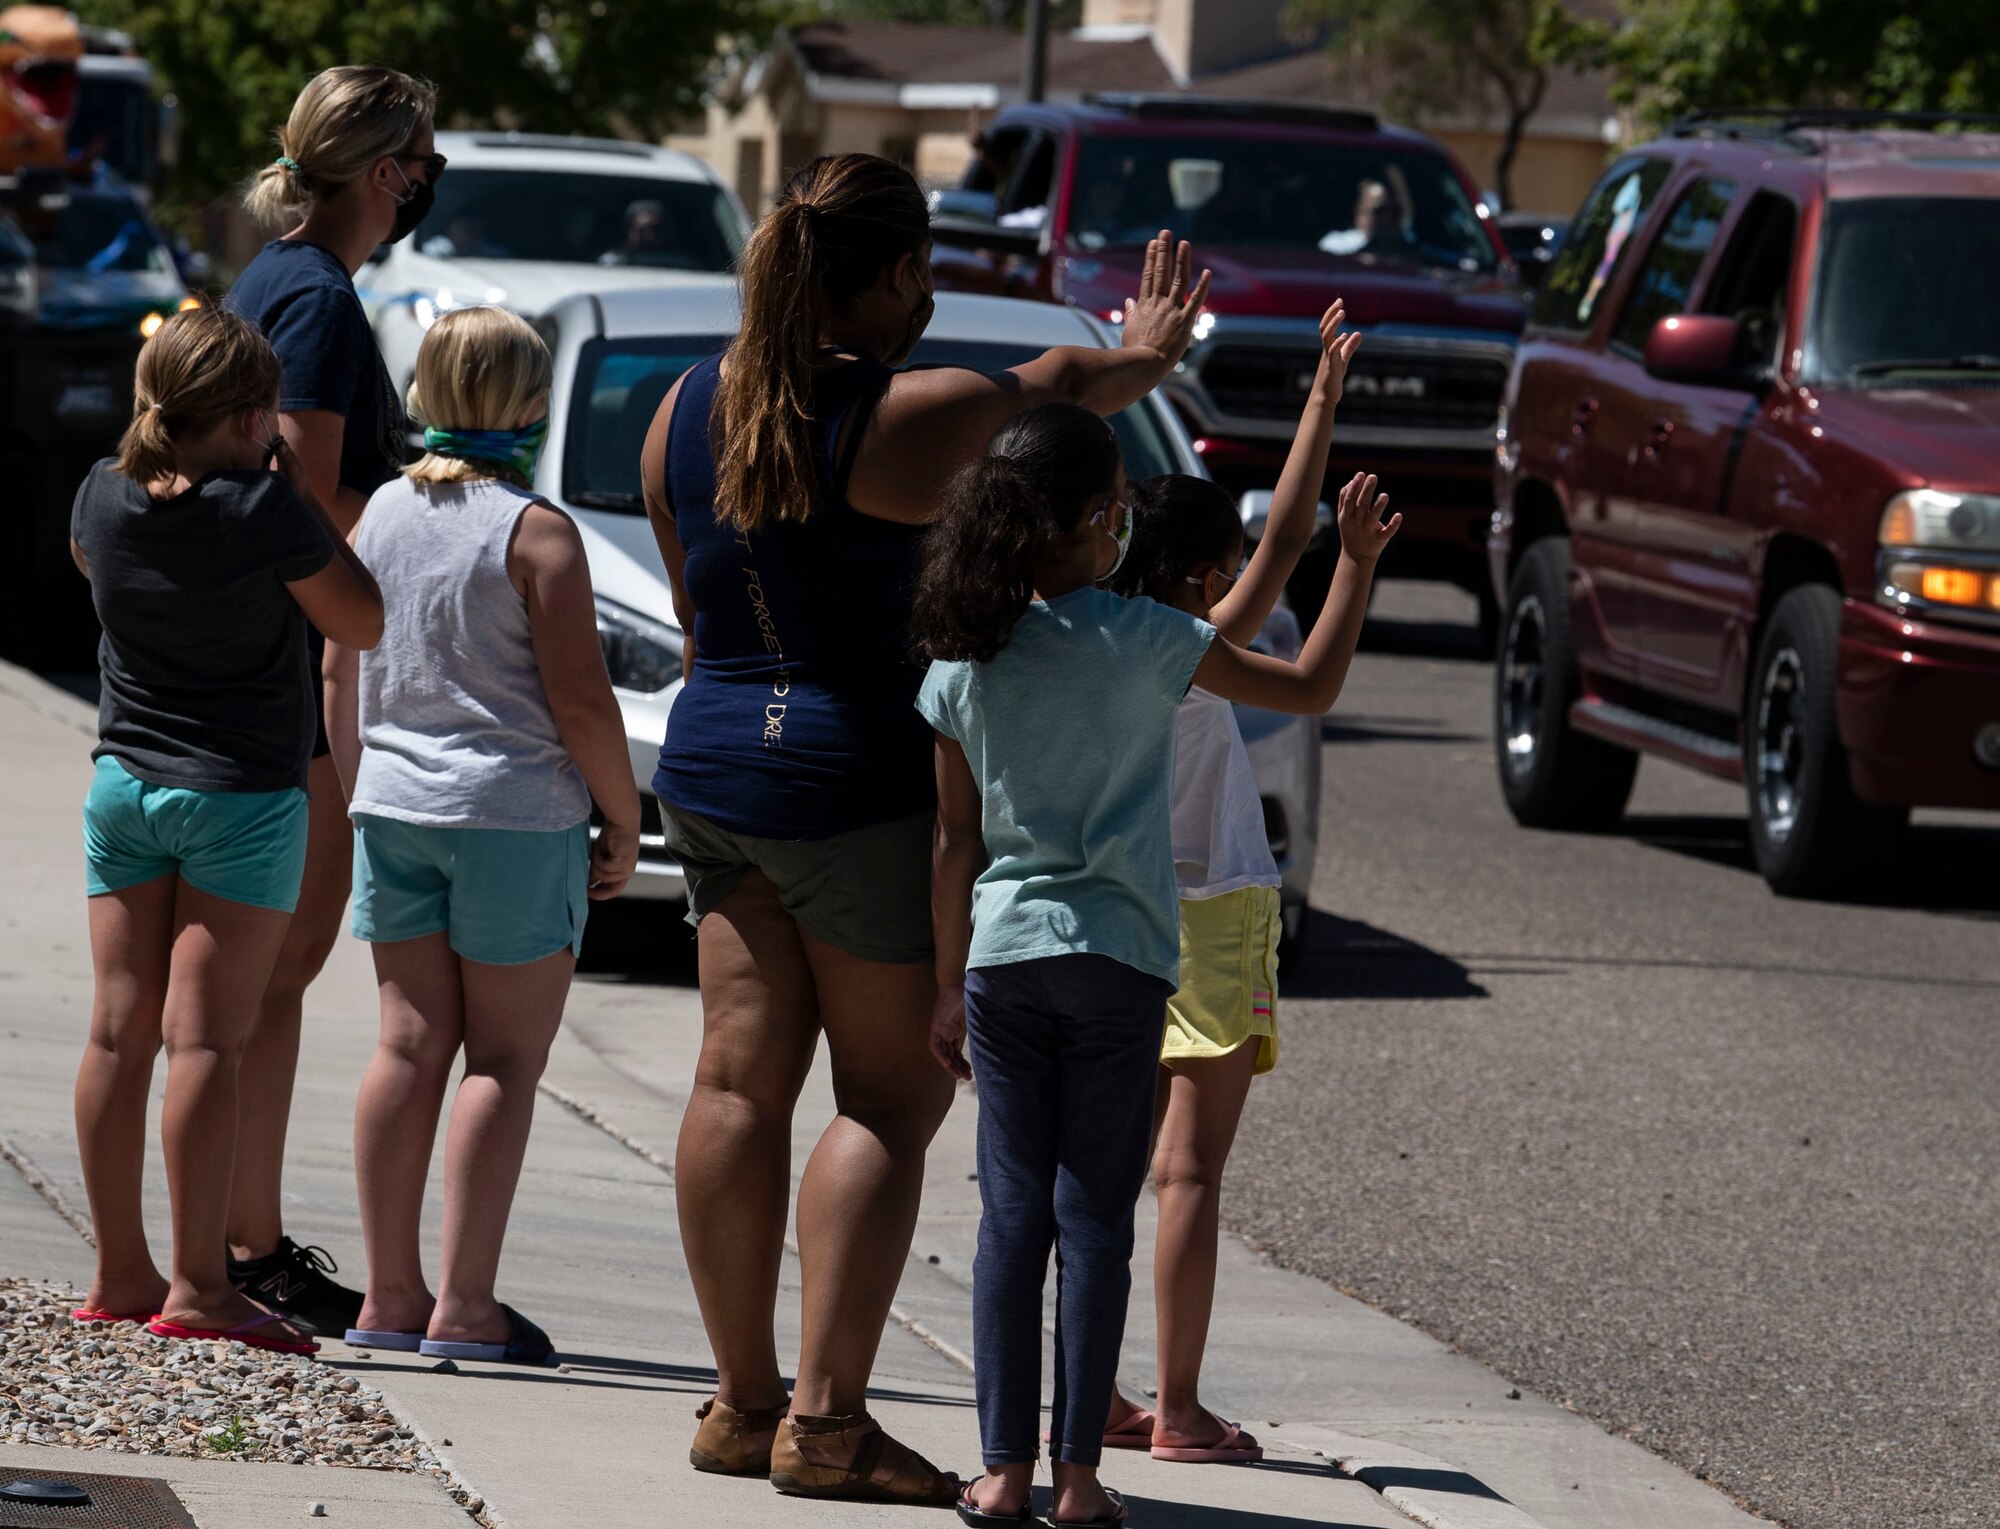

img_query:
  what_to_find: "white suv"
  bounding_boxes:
[362,131,749,398]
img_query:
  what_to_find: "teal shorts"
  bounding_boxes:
[83,755,309,912]
[350,814,590,966]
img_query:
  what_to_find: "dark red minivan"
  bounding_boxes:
[1490,110,2000,894]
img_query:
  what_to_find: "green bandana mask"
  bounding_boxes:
[423,418,549,479]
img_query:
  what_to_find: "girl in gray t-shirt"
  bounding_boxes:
[70,306,381,1356]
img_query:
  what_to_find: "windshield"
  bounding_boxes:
[31,195,172,275]
[421,170,744,271]
[564,335,1188,512]
[1068,135,1497,272]
[1810,197,2000,385]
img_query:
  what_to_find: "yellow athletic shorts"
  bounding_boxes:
[1161,884,1279,1074]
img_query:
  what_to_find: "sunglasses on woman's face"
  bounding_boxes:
[401,151,448,185]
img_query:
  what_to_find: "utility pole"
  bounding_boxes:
[1023,0,1049,103]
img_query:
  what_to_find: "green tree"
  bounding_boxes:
[77,0,765,214]
[815,0,1081,33]
[1291,0,1590,209]
[1558,0,2000,128]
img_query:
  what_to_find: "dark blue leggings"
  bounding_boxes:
[965,953,1172,1468]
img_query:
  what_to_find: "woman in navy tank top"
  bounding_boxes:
[638,152,1212,1502]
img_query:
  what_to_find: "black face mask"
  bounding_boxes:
[386,161,435,245]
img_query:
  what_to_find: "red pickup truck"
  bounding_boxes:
[931,94,1526,636]
[1490,110,2000,894]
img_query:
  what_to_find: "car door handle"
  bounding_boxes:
[1640,418,1675,457]
[1571,398,1599,437]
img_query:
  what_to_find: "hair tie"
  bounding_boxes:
[274,155,301,173]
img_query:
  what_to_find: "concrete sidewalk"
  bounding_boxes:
[0,661,1768,1529]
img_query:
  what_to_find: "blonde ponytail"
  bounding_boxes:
[115,404,178,486]
[242,66,437,231]
[115,308,283,487]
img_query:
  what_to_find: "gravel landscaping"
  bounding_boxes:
[0,1279,439,1472]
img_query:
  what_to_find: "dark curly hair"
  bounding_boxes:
[1105,473,1243,606]
[911,403,1121,664]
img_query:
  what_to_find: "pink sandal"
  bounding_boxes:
[1151,1418,1264,1464]
[71,1307,157,1326]
[148,1312,319,1356]
[1042,1409,1157,1451]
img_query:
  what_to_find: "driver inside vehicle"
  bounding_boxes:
[1320,178,1416,257]
[600,200,667,265]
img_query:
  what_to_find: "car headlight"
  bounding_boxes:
[595,596,683,694]
[1878,490,2000,620]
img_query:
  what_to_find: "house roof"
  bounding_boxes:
[785,20,1174,108]
[769,18,1613,137]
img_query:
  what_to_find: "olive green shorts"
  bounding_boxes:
[659,804,935,965]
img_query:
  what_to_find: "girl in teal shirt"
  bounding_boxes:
[914,403,1397,1528]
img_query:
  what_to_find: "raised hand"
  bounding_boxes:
[1120,229,1213,370]
[1317,299,1364,407]
[1335,471,1400,562]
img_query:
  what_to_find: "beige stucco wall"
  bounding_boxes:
[1431,129,1613,218]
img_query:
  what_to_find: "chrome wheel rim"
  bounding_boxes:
[1756,645,1806,844]
[1500,594,1546,779]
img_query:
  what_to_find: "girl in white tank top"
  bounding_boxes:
[344,307,640,1365]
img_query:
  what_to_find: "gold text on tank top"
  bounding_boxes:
[743,565,792,746]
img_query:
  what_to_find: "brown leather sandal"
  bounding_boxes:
[690,1396,790,1475]
[769,1410,960,1505]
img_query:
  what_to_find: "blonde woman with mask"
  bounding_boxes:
[223,65,443,1337]
[342,306,638,1364]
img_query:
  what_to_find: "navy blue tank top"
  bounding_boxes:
[652,353,934,840]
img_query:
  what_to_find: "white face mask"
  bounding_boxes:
[1091,500,1132,582]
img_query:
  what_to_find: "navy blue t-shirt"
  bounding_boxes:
[225,240,404,502]
[652,354,934,840]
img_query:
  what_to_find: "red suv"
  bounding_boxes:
[932,94,1526,634]
[1491,110,2000,894]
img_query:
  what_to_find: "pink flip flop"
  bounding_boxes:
[1103,1409,1157,1450]
[148,1312,319,1356]
[71,1307,158,1326]
[1151,1419,1264,1464]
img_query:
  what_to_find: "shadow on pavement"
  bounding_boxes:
[1345,1464,1505,1501]
[1320,713,1479,746]
[1284,910,1487,1001]
[1354,612,1488,664]
[1627,812,2000,918]
[1065,1485,1378,1529]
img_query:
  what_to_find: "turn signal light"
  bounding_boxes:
[1888,560,2000,611]
[1921,567,1987,605]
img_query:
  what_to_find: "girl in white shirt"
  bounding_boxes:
[1100,300,1363,1463]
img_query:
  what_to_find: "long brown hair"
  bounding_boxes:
[713,153,929,534]
[116,308,282,485]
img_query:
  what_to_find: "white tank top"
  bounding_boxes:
[1171,686,1281,900]
[351,475,590,832]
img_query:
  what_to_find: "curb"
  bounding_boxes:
[1278,1428,1553,1529]
[0,659,95,735]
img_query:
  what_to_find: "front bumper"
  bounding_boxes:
[1838,599,2000,809]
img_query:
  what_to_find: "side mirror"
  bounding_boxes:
[1239,489,1334,550]
[1644,314,1747,386]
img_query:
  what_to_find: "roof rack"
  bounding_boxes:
[467,132,660,158]
[1671,107,2000,147]
[1083,94,1380,134]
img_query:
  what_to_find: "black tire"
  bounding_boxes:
[1744,585,1907,896]
[1276,897,1309,978]
[1493,539,1637,830]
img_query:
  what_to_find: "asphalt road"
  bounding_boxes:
[1234,580,1999,1529]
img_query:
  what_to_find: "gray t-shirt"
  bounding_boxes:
[70,459,335,793]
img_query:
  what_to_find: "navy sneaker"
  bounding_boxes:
[227,1237,364,1337]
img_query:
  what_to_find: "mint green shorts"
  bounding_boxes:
[350,814,590,966]
[83,756,310,912]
